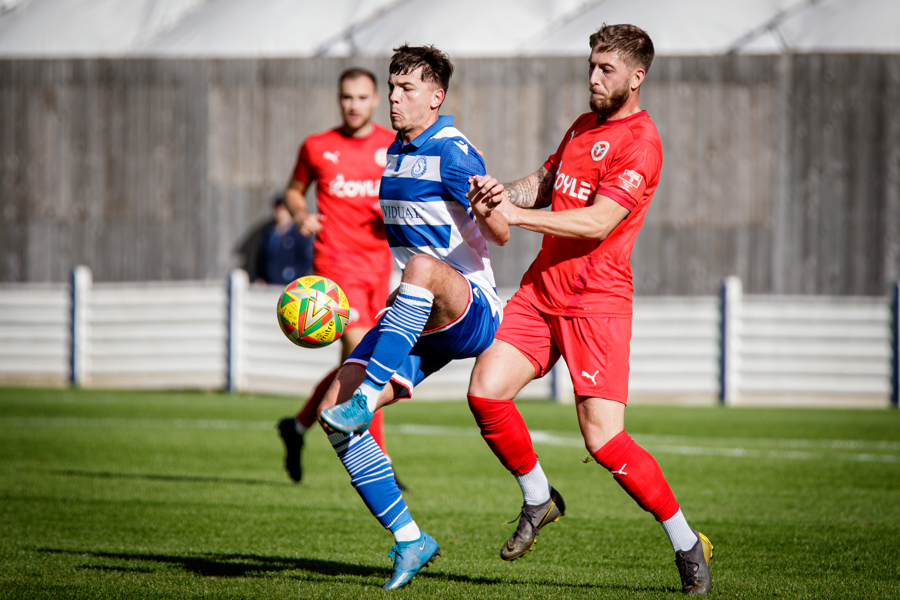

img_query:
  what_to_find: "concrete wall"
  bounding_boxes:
[2,55,899,295]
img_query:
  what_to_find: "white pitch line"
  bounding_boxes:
[0,416,274,431]
[385,424,900,464]
[387,423,900,452]
[2,417,898,463]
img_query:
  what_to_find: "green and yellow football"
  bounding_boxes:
[277,276,350,349]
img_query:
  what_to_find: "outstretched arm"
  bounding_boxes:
[503,166,554,209]
[468,175,629,241]
[505,193,629,241]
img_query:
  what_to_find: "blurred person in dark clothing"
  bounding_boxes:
[256,195,313,285]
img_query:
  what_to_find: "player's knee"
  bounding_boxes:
[469,349,510,398]
[582,426,623,455]
[469,369,523,401]
[402,254,440,286]
[467,360,495,398]
[403,253,435,273]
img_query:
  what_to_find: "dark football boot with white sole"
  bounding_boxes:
[675,530,714,594]
[500,486,566,561]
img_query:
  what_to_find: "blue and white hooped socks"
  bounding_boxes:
[328,430,418,541]
[358,282,434,411]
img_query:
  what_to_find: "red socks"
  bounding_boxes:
[296,367,387,454]
[591,430,680,522]
[466,394,538,476]
[466,396,679,523]
[368,408,385,452]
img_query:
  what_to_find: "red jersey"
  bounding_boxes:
[519,110,662,317]
[291,124,396,276]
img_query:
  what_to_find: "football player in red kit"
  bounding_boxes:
[466,24,713,594]
[277,68,400,486]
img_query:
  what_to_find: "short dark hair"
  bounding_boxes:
[339,67,377,89]
[389,44,454,92]
[272,194,285,208]
[589,24,655,72]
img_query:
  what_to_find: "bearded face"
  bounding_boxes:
[590,78,631,123]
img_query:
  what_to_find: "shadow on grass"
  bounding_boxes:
[77,565,154,574]
[37,548,671,592]
[51,469,291,487]
[39,548,387,579]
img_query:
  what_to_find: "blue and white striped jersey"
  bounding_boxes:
[380,115,501,317]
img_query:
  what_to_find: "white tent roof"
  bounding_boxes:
[527,0,805,56]
[0,0,207,56]
[316,0,586,58]
[137,0,398,57]
[733,0,900,53]
[1,0,899,57]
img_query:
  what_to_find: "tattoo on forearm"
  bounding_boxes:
[505,175,537,208]
[535,167,553,209]
[506,167,553,209]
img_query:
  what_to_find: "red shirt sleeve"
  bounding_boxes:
[596,140,660,211]
[543,150,561,173]
[291,141,313,185]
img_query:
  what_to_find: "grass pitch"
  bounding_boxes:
[1,387,898,599]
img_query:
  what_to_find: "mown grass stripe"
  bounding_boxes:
[2,416,897,462]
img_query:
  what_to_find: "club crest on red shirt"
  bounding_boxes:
[591,141,609,161]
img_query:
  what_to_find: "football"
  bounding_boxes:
[277,276,351,348]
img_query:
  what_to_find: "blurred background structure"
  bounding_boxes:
[1,0,899,294]
[1,0,898,404]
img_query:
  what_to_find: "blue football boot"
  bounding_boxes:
[383,532,441,590]
[319,389,374,435]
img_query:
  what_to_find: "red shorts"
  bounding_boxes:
[496,290,632,403]
[315,266,391,330]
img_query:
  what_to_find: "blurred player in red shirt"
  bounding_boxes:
[277,68,399,486]
[466,24,713,594]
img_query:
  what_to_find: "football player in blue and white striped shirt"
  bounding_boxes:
[318,44,510,590]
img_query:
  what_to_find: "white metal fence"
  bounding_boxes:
[1,268,897,408]
[0,282,69,385]
[720,277,895,408]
